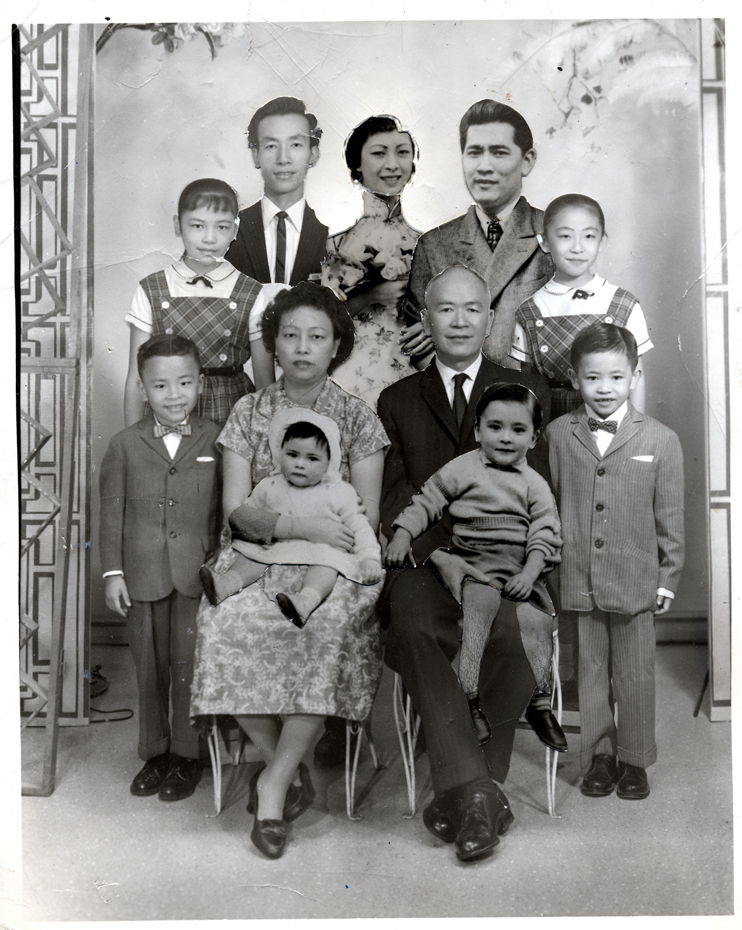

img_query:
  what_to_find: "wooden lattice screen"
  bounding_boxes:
[18,23,94,794]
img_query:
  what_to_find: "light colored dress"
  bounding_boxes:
[321,191,420,408]
[189,378,389,721]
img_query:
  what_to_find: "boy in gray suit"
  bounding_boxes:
[100,335,221,802]
[546,323,684,800]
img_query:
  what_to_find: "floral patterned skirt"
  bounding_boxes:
[330,306,408,408]
[190,559,383,723]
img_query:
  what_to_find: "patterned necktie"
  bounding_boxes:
[154,422,192,438]
[452,373,469,429]
[588,417,617,434]
[186,274,214,288]
[274,211,288,283]
[486,218,503,251]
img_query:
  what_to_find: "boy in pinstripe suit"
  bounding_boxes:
[546,323,684,800]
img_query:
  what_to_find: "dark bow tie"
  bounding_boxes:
[588,417,617,434]
[186,274,214,288]
[154,422,192,438]
[572,289,594,300]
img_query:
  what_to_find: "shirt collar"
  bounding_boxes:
[585,399,628,426]
[475,194,521,237]
[543,273,604,296]
[172,259,237,282]
[435,353,483,389]
[261,196,306,229]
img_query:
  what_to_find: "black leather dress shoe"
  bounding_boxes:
[616,761,650,800]
[455,779,513,862]
[158,755,202,801]
[130,753,170,797]
[313,719,346,768]
[580,753,618,797]
[525,705,568,752]
[251,818,288,859]
[283,762,316,822]
[422,788,461,844]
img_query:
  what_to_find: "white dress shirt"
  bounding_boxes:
[261,197,306,284]
[435,354,483,406]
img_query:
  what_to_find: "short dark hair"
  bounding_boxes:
[281,420,330,456]
[177,178,239,218]
[137,334,201,378]
[570,322,639,373]
[260,282,355,374]
[344,114,417,184]
[543,193,606,236]
[247,96,322,150]
[474,382,543,433]
[459,99,534,155]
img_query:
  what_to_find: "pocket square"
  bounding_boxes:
[197,456,216,462]
[632,455,654,462]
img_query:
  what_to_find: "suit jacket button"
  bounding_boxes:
[168,499,175,506]
[169,467,176,475]
[595,503,604,511]
[169,531,177,538]
[595,538,604,548]
[596,467,605,476]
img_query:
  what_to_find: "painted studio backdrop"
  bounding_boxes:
[21,20,730,735]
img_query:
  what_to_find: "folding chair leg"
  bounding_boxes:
[207,716,223,815]
[546,632,564,818]
[393,673,420,818]
[345,720,365,821]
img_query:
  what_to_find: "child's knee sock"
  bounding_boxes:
[459,581,502,696]
[200,555,267,607]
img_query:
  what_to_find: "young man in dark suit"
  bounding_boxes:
[378,266,554,862]
[100,335,221,802]
[404,99,553,368]
[226,96,328,285]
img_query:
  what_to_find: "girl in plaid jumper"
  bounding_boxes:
[123,179,279,428]
[510,194,653,419]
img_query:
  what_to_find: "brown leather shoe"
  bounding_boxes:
[580,753,618,797]
[130,753,170,797]
[616,761,650,800]
[158,755,202,801]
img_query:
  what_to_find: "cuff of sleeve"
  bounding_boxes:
[657,587,675,600]
[102,570,124,578]
[229,504,279,544]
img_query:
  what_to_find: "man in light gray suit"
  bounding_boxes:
[404,99,553,369]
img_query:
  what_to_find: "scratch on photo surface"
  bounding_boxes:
[241,883,322,903]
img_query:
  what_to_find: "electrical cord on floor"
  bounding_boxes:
[90,705,134,723]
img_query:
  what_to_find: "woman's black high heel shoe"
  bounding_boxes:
[283,762,316,822]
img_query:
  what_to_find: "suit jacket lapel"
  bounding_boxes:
[245,203,271,282]
[602,405,643,457]
[571,407,601,460]
[484,198,540,303]
[171,418,206,466]
[291,203,324,285]
[139,419,174,464]
[419,363,459,445]
[453,206,494,277]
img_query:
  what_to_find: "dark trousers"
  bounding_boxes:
[127,590,200,761]
[382,565,536,793]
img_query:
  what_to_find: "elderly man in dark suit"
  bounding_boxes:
[404,99,553,368]
[226,96,327,285]
[378,265,553,862]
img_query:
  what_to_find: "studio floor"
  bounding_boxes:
[20,642,733,921]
